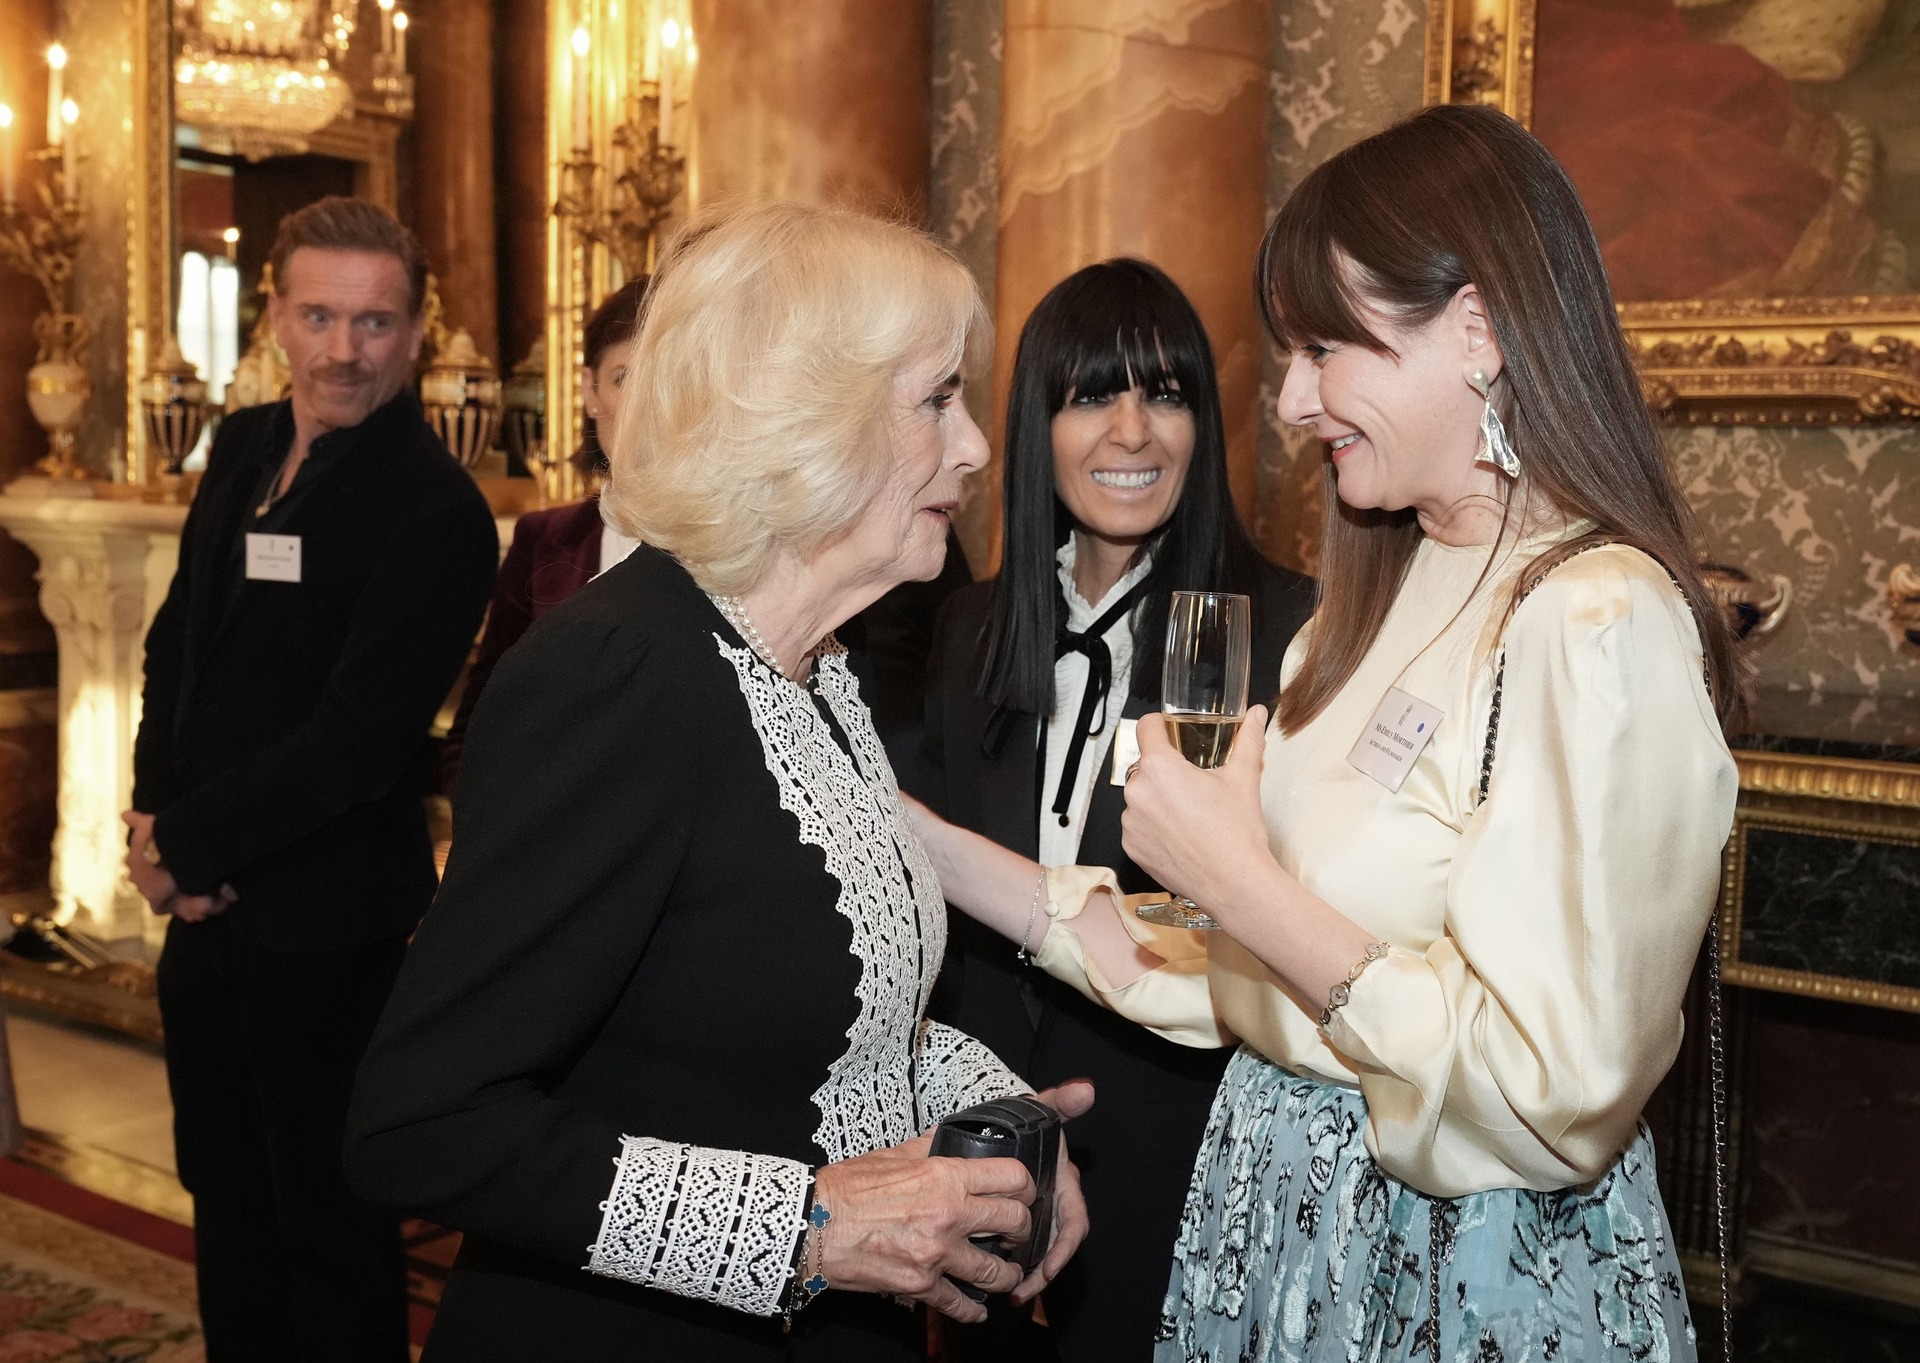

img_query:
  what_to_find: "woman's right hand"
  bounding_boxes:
[812,1134,1036,1323]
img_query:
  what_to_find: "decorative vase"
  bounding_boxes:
[138,335,212,501]
[26,350,90,480]
[418,327,502,470]
[500,338,549,487]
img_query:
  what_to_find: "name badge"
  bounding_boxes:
[1109,717,1140,785]
[1347,686,1443,792]
[245,533,302,583]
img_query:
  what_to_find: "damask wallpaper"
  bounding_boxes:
[1677,425,1920,713]
[925,0,1920,710]
[1255,0,1426,577]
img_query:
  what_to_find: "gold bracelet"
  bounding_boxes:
[1319,941,1390,1028]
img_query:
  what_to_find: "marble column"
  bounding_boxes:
[0,491,184,946]
[690,0,932,216]
[493,0,548,375]
[989,0,1270,570]
[413,0,501,363]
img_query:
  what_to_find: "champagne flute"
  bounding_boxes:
[1135,591,1251,931]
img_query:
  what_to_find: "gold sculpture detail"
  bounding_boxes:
[1890,562,1920,647]
[1700,561,1793,640]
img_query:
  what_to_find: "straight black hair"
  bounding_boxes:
[975,258,1270,714]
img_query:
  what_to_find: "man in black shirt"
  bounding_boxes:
[124,197,497,1362]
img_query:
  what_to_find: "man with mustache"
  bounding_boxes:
[123,197,497,1362]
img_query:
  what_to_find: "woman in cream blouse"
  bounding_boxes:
[909,104,1745,1361]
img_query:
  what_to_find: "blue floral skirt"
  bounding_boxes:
[1158,1047,1697,1363]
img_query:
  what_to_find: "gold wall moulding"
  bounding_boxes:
[1735,750,1920,810]
[1717,750,1920,1015]
[1422,0,1920,426]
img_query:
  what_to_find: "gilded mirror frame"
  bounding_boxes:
[1423,0,1920,424]
[1717,751,1920,1013]
[128,0,174,484]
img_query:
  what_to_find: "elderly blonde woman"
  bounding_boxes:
[346,202,1092,1363]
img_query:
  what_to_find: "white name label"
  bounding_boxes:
[1347,686,1443,792]
[245,533,302,583]
[1109,717,1140,785]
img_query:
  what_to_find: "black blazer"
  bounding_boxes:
[915,555,1313,1362]
[132,392,498,952]
[349,546,961,1362]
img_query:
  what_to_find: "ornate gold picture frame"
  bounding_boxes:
[1717,751,1920,1014]
[1424,0,1920,424]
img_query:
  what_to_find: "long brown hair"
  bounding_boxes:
[1261,103,1748,735]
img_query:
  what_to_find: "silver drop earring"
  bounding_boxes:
[1469,368,1520,478]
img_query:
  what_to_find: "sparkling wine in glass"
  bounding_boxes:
[1135,591,1251,931]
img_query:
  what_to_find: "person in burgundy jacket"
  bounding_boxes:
[439,280,647,793]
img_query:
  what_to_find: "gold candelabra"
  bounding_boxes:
[553,92,685,279]
[0,149,91,480]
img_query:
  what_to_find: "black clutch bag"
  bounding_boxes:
[928,1094,1061,1297]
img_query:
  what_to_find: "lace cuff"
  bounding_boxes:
[585,1136,812,1316]
[914,1020,1031,1127]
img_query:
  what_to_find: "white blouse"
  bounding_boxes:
[1036,531,1738,1198]
[1039,540,1153,867]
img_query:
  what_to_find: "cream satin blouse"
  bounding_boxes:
[1035,531,1739,1198]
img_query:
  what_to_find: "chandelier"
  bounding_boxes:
[174,0,357,159]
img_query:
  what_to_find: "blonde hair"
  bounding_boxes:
[600,200,991,595]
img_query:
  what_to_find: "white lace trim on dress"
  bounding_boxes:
[915,1020,1031,1127]
[585,1135,810,1316]
[718,638,1027,1156]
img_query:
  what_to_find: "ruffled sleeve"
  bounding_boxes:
[1323,548,1737,1195]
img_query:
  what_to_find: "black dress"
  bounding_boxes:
[347,546,1028,1361]
[915,557,1314,1362]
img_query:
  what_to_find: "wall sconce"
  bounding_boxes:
[0,52,91,481]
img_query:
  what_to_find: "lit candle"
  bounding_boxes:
[59,98,76,198]
[571,26,590,150]
[393,11,408,69]
[659,18,679,148]
[46,44,66,148]
[0,106,15,211]
[378,0,394,56]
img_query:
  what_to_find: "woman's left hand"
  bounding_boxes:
[1120,704,1275,925]
[1009,1079,1094,1307]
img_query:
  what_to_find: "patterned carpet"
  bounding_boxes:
[0,1160,200,1362]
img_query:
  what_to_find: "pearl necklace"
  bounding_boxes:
[710,594,784,676]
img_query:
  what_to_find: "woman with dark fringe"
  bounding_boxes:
[914,106,1745,1361]
[910,259,1314,1362]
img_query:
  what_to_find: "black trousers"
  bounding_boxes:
[157,914,412,1363]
